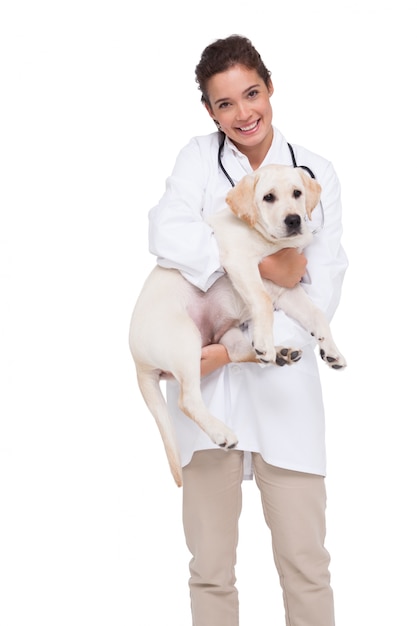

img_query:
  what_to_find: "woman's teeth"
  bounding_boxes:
[239,121,258,131]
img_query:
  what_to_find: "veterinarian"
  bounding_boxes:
[148,35,348,626]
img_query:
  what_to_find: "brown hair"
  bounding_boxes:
[195,35,272,106]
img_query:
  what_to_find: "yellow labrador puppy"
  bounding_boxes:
[129,164,346,486]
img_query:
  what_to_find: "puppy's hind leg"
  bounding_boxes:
[172,323,239,450]
[136,367,184,487]
[177,377,239,450]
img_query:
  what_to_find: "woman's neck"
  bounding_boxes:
[233,127,274,171]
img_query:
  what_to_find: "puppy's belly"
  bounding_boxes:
[186,276,248,346]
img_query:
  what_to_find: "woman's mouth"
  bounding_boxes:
[237,120,259,134]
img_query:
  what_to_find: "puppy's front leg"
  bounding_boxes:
[226,265,276,364]
[220,327,302,367]
[276,285,347,370]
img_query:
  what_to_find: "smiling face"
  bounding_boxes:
[205,64,274,169]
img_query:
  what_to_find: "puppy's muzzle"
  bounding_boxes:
[284,214,302,235]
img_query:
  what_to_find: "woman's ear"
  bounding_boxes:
[268,79,274,97]
[204,102,221,129]
[204,102,215,119]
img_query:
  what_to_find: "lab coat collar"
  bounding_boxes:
[223,126,293,169]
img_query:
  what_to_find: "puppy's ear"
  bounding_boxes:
[298,169,322,219]
[226,172,258,227]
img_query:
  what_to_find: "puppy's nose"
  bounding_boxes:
[284,214,301,232]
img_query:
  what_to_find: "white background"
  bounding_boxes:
[1,1,416,624]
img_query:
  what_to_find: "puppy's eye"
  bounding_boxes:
[293,189,302,199]
[263,193,276,203]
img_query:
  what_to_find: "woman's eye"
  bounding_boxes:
[248,89,259,98]
[219,102,230,109]
[263,193,276,203]
[293,189,302,199]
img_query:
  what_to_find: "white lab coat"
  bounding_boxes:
[148,128,348,479]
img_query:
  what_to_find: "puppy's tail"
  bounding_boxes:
[137,369,183,487]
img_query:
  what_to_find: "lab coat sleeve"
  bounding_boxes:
[148,138,224,292]
[302,160,348,320]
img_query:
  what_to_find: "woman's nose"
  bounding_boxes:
[235,101,250,120]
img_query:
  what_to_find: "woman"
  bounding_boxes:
[148,34,347,626]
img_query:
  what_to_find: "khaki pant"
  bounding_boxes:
[182,450,335,626]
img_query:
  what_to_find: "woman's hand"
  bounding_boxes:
[259,248,307,288]
[200,344,231,377]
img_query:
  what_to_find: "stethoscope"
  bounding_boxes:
[217,133,325,235]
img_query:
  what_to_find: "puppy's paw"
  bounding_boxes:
[275,346,303,367]
[319,341,347,370]
[253,342,277,365]
[209,422,239,450]
[311,325,347,370]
